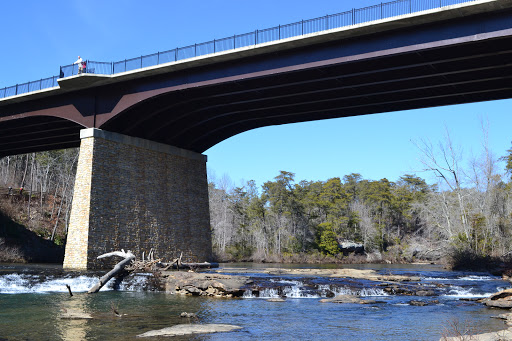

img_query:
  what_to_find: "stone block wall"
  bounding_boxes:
[63,129,212,270]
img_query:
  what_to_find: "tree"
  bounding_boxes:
[317,222,340,256]
[502,142,512,181]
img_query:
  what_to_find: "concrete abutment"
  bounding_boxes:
[63,128,212,270]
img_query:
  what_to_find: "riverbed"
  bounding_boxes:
[0,263,509,340]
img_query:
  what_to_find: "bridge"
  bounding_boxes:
[1,0,512,269]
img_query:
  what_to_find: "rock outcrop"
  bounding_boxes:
[161,271,252,297]
[483,288,512,309]
[215,268,421,282]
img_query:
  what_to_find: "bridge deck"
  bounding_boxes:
[1,0,512,156]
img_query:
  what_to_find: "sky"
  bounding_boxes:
[1,0,511,188]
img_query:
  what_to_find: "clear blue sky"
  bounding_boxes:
[1,0,511,188]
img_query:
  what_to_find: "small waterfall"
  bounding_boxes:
[318,284,388,297]
[442,285,495,299]
[458,275,497,281]
[244,281,388,299]
[0,272,152,294]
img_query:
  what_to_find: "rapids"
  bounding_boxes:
[0,263,509,340]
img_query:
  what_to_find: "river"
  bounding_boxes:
[0,262,509,340]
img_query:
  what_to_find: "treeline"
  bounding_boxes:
[209,137,512,263]
[0,132,511,265]
[0,150,78,244]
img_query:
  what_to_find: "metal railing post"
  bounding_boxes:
[175,48,178,61]
[124,59,127,72]
[255,29,258,44]
[279,25,281,39]
[352,8,355,24]
[194,43,197,57]
[302,20,304,35]
[15,84,18,95]
[140,56,143,68]
[326,15,329,30]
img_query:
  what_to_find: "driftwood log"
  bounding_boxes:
[88,250,135,294]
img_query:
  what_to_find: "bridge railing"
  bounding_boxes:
[59,60,112,77]
[0,75,60,98]
[0,0,477,100]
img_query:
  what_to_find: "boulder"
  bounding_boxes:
[339,240,364,255]
[137,324,242,338]
[409,300,428,306]
[485,298,512,309]
[180,312,197,318]
[483,288,512,309]
[320,295,376,304]
[383,285,414,295]
[267,298,286,302]
[409,299,440,306]
[488,288,512,301]
[415,290,436,296]
[161,271,252,297]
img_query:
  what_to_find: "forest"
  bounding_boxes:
[1,131,511,266]
[207,130,512,265]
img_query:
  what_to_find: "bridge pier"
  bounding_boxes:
[63,128,212,270]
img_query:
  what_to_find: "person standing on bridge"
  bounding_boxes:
[74,56,84,74]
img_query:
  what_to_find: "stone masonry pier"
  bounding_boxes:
[63,128,212,270]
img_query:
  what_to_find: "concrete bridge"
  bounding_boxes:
[1,0,512,269]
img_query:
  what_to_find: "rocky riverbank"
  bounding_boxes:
[159,267,427,298]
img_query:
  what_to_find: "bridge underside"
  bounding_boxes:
[102,24,512,153]
[0,116,82,156]
[2,6,512,156]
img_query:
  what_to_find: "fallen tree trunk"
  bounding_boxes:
[88,250,135,294]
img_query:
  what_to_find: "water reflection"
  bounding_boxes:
[57,294,91,341]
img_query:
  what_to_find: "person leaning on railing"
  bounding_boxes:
[74,56,84,74]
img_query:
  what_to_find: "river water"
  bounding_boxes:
[0,262,510,340]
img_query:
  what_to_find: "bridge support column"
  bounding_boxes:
[63,128,212,270]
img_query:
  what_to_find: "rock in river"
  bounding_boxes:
[483,288,512,309]
[320,295,377,304]
[137,324,242,338]
[160,271,252,297]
